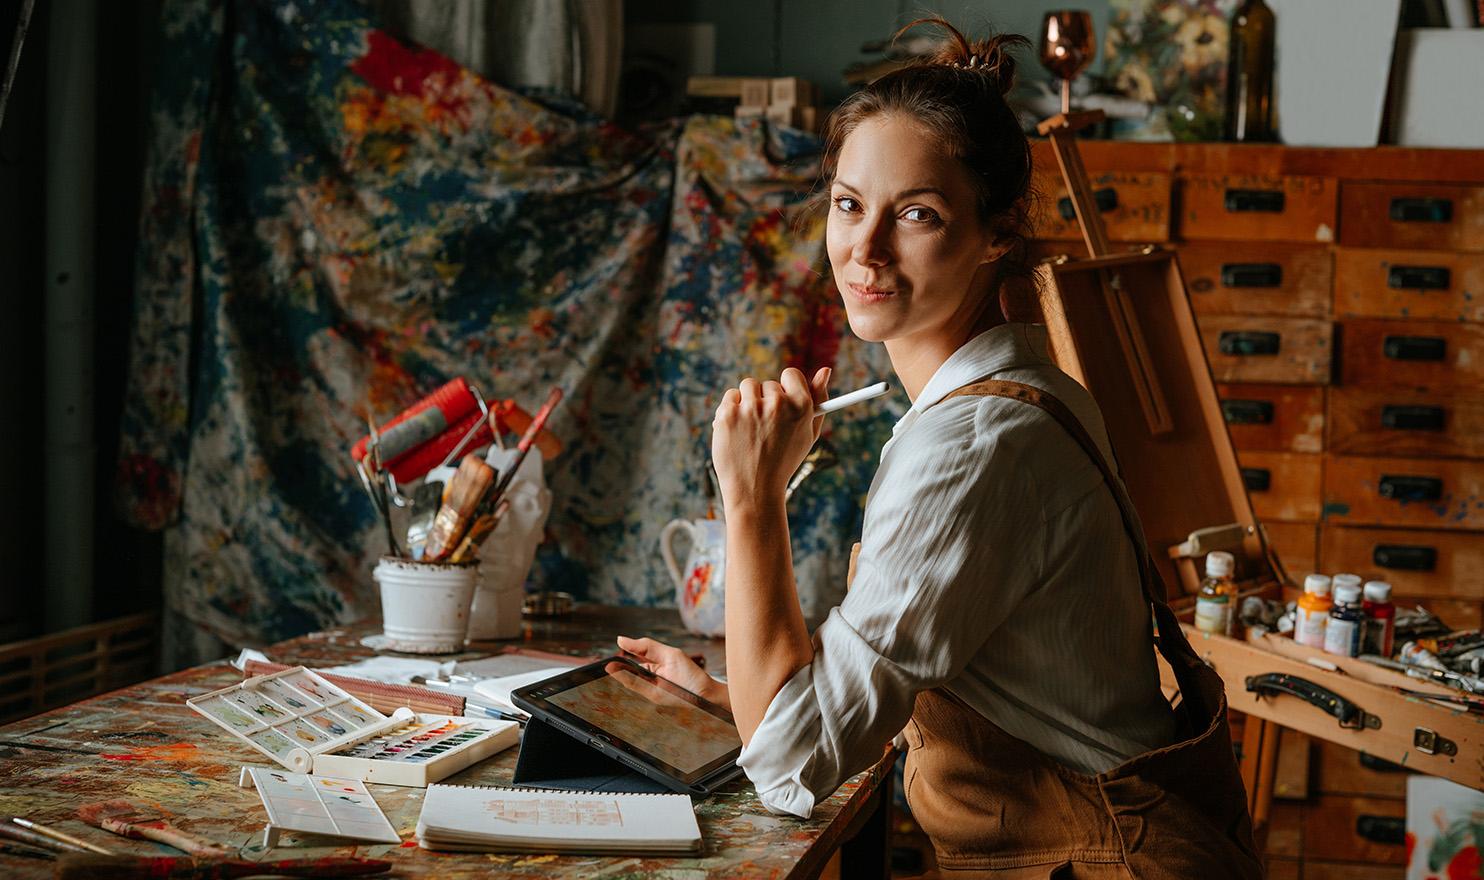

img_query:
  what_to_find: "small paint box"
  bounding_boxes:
[188,666,519,787]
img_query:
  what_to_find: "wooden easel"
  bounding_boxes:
[1037,110,1172,437]
[1037,110,1282,831]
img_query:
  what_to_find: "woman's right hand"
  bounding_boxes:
[616,636,730,711]
[711,367,831,510]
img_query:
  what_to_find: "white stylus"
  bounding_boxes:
[814,381,891,416]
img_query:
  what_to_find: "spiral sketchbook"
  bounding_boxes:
[414,783,702,855]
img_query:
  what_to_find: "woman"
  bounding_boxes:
[622,19,1260,878]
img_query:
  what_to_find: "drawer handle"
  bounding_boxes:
[1373,544,1437,572]
[1358,752,1409,773]
[1220,263,1282,288]
[1388,265,1451,290]
[1057,187,1118,221]
[1378,475,1443,502]
[1221,399,1275,425]
[1224,188,1285,213]
[1218,330,1281,356]
[1381,404,1445,431]
[1241,468,1271,493]
[1245,673,1381,730]
[1355,815,1406,845]
[1389,196,1453,224]
[1383,335,1446,361]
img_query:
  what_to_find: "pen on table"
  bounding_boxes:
[8,818,116,855]
[814,381,890,416]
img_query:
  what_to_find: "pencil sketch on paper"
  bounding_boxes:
[482,797,624,826]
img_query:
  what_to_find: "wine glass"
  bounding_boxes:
[1038,11,1095,115]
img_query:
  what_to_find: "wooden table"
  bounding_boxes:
[0,605,892,878]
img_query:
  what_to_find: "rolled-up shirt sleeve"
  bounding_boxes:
[738,399,1046,817]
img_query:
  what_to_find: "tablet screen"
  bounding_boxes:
[515,658,742,783]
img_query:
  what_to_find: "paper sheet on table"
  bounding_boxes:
[317,655,457,684]
[472,668,577,709]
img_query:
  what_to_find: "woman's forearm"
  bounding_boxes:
[724,497,815,743]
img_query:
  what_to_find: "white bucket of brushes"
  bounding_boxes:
[374,557,479,654]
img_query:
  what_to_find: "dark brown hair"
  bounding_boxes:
[821,18,1039,322]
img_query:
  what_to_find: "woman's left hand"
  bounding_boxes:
[711,366,831,509]
[617,636,730,710]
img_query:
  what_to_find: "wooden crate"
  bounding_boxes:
[0,613,160,725]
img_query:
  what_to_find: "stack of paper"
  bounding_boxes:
[415,783,703,855]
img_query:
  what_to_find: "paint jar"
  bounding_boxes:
[1323,576,1364,658]
[374,556,479,654]
[1360,580,1395,658]
[1194,551,1236,636]
[1294,574,1333,649]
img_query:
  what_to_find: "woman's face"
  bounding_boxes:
[826,114,1004,351]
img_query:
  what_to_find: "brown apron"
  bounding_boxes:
[879,380,1261,879]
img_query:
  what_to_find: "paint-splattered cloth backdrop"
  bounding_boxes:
[117,0,900,661]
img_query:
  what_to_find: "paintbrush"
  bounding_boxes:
[6,818,114,855]
[449,499,509,563]
[76,801,237,858]
[0,820,80,853]
[404,478,445,559]
[0,840,56,859]
[53,853,391,879]
[483,386,563,513]
[421,454,496,560]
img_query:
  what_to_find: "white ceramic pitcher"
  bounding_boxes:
[659,517,726,637]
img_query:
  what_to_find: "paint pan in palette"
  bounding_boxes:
[188,666,519,787]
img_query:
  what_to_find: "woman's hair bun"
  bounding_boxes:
[902,17,1024,99]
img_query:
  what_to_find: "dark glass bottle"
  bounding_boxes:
[1224,0,1275,142]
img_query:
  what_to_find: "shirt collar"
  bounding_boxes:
[911,323,1054,413]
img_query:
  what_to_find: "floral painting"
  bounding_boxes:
[1408,776,1484,880]
[1104,0,1239,141]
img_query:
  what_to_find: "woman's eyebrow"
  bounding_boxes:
[831,180,950,202]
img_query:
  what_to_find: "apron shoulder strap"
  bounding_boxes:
[940,379,1203,670]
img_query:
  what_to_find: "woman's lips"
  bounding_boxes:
[847,282,896,302]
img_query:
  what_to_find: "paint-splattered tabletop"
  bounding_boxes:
[0,606,891,878]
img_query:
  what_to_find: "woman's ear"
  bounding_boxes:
[979,235,1014,265]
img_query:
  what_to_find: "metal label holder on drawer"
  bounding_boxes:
[1035,112,1484,802]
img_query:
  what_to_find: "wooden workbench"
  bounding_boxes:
[0,605,891,878]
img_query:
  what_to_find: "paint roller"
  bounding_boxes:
[352,377,492,484]
[351,378,563,484]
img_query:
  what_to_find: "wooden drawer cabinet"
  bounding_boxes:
[1031,170,1170,243]
[1302,862,1404,880]
[1178,173,1338,242]
[1033,144,1484,880]
[1338,319,1484,390]
[1198,316,1334,384]
[1323,455,1484,530]
[1320,525,1484,600]
[1238,451,1323,522]
[1303,795,1407,864]
[1183,242,1332,316]
[1327,387,1484,458]
[1333,248,1484,321]
[1338,182,1484,252]
[1218,383,1325,453]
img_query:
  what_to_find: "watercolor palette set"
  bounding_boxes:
[188,666,519,787]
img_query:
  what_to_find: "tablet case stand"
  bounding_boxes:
[512,716,671,794]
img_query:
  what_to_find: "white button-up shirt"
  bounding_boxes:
[737,323,1178,818]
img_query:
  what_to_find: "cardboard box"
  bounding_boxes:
[739,78,771,108]
[769,77,817,108]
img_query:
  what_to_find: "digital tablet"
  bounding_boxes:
[510,655,744,796]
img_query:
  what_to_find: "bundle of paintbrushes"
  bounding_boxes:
[353,380,565,561]
[416,386,565,563]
